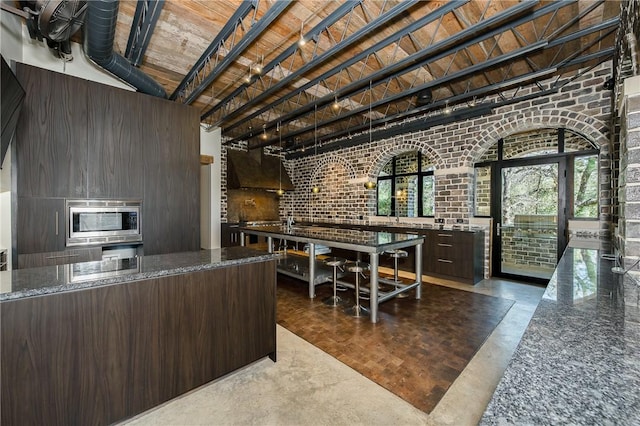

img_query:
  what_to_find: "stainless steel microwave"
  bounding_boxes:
[66,199,142,247]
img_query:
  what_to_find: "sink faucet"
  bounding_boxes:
[286,215,295,232]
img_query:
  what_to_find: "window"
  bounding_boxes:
[474,128,599,219]
[376,151,434,217]
[573,155,598,218]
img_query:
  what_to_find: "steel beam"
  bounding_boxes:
[125,0,165,67]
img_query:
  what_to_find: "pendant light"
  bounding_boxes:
[364,80,377,190]
[311,104,320,194]
[276,122,285,196]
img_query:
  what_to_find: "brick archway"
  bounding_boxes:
[469,108,609,165]
[365,139,443,180]
[308,153,357,188]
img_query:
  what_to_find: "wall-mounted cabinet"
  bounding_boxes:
[14,63,200,264]
[15,65,88,198]
[87,84,144,199]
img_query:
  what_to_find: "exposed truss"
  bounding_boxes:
[211,0,618,155]
[124,0,165,67]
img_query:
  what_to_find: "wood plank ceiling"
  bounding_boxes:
[97,1,621,156]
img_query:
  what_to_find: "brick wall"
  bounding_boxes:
[220,63,613,279]
[285,63,612,228]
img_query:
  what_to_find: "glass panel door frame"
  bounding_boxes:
[491,155,568,284]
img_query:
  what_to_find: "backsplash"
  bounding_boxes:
[227,189,280,223]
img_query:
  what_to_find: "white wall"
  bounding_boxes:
[200,127,222,248]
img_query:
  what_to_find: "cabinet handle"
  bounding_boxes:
[437,233,452,237]
[437,243,452,247]
[45,254,80,260]
[437,258,453,263]
[55,211,59,236]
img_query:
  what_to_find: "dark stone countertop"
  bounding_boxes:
[0,247,279,302]
[480,238,640,425]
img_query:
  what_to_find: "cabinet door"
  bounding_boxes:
[15,64,88,198]
[87,84,144,198]
[220,224,241,247]
[17,197,65,254]
[143,98,200,255]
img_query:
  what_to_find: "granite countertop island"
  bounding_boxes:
[1,246,279,426]
[481,238,640,424]
[0,246,279,301]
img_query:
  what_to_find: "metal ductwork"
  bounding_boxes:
[83,0,167,98]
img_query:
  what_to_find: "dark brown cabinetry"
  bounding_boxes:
[18,247,102,269]
[1,260,277,426]
[87,84,144,199]
[14,63,200,262]
[16,197,65,254]
[142,99,200,255]
[15,64,88,198]
[423,229,484,284]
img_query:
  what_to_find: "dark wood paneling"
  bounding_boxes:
[16,197,64,253]
[0,279,160,426]
[143,98,200,254]
[87,84,144,198]
[159,262,277,398]
[15,65,201,259]
[18,247,102,268]
[15,63,88,198]
[1,260,277,426]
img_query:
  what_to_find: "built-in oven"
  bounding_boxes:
[66,199,142,247]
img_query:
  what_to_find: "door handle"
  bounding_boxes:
[496,222,501,237]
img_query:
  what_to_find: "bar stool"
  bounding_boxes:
[344,261,370,317]
[386,249,409,298]
[323,257,347,307]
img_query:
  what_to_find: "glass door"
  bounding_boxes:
[498,162,559,281]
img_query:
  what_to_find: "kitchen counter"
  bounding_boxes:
[480,238,640,424]
[0,246,279,301]
[1,246,278,426]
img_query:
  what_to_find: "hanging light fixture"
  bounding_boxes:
[298,20,306,46]
[311,104,320,194]
[276,121,285,196]
[332,94,340,110]
[260,124,268,140]
[364,80,377,190]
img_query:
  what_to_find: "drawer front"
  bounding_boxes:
[18,248,102,269]
[433,257,473,279]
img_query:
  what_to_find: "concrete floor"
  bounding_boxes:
[120,277,545,426]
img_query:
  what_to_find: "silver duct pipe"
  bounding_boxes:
[83,0,167,98]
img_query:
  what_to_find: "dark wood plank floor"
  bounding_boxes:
[276,274,514,413]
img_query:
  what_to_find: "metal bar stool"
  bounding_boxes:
[323,257,347,307]
[386,249,409,298]
[344,260,370,317]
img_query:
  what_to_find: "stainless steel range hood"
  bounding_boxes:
[227,149,294,191]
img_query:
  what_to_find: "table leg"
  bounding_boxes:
[415,242,422,299]
[369,252,379,323]
[267,236,273,253]
[308,242,316,298]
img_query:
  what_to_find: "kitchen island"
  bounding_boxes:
[239,224,424,323]
[480,238,640,424]
[0,247,279,426]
